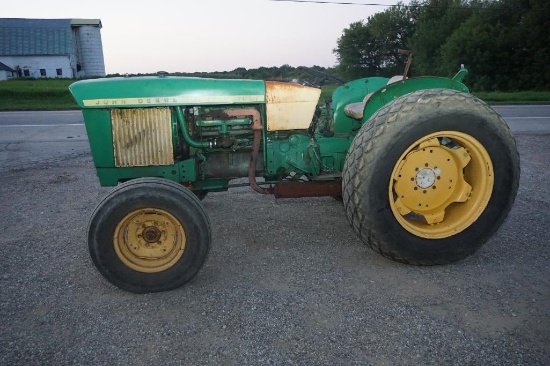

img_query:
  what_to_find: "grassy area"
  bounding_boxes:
[0,79,548,111]
[473,91,550,104]
[321,85,550,105]
[320,84,339,104]
[0,79,78,110]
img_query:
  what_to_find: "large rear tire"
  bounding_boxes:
[342,89,519,265]
[88,178,211,293]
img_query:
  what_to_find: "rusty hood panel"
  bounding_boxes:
[265,81,321,131]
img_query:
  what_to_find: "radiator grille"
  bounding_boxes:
[111,108,174,167]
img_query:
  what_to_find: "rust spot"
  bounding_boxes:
[273,181,342,198]
[265,81,318,103]
[142,226,162,243]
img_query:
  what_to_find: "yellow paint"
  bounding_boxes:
[114,208,186,273]
[265,81,321,131]
[83,94,265,107]
[389,131,494,239]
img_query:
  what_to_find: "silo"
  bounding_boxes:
[72,19,105,78]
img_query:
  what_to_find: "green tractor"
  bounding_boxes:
[70,63,520,293]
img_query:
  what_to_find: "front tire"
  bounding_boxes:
[342,89,519,265]
[88,178,211,293]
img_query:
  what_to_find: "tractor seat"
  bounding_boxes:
[343,76,405,120]
[343,93,373,120]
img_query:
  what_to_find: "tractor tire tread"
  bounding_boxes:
[342,89,519,265]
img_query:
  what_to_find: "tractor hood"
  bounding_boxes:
[70,76,322,132]
[69,76,267,108]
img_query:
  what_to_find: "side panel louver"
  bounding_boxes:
[111,108,174,167]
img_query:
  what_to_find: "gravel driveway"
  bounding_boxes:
[1,134,549,365]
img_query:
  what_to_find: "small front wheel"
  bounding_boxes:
[88,178,211,293]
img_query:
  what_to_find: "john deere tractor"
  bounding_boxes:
[70,63,520,293]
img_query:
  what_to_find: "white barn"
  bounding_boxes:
[0,61,15,80]
[0,18,106,80]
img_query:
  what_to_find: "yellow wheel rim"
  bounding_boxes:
[389,131,494,239]
[114,208,186,273]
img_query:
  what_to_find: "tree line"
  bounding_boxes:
[111,0,547,92]
[110,65,343,87]
[334,0,549,91]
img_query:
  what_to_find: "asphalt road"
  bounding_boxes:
[0,106,549,365]
[0,111,87,172]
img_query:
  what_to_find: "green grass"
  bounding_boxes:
[472,91,550,104]
[0,79,78,110]
[0,79,548,111]
[320,84,339,104]
[321,85,550,105]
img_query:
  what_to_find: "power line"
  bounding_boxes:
[267,0,449,9]
[268,0,546,11]
[269,0,399,6]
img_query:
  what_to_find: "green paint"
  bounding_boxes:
[266,134,321,177]
[71,71,471,193]
[361,77,469,123]
[69,76,266,108]
[96,158,196,186]
[332,77,389,134]
[82,109,115,167]
[175,106,209,149]
[452,66,468,82]
[316,135,352,172]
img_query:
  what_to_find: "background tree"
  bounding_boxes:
[334,3,418,80]
[334,0,550,91]
[519,0,550,90]
[438,1,522,90]
[436,0,549,90]
[410,0,475,76]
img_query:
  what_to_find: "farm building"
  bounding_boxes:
[0,18,105,80]
[0,61,15,80]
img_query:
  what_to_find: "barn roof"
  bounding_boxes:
[0,61,14,72]
[0,18,74,56]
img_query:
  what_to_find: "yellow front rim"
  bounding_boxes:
[114,208,186,273]
[389,131,494,239]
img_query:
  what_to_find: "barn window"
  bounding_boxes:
[23,69,30,77]
[56,68,62,76]
[40,69,46,77]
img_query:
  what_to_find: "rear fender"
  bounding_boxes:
[332,77,389,134]
[361,77,469,123]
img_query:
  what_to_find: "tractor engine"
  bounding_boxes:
[181,105,260,179]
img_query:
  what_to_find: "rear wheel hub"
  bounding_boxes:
[390,132,494,238]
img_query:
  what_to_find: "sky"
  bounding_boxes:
[2,0,403,75]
